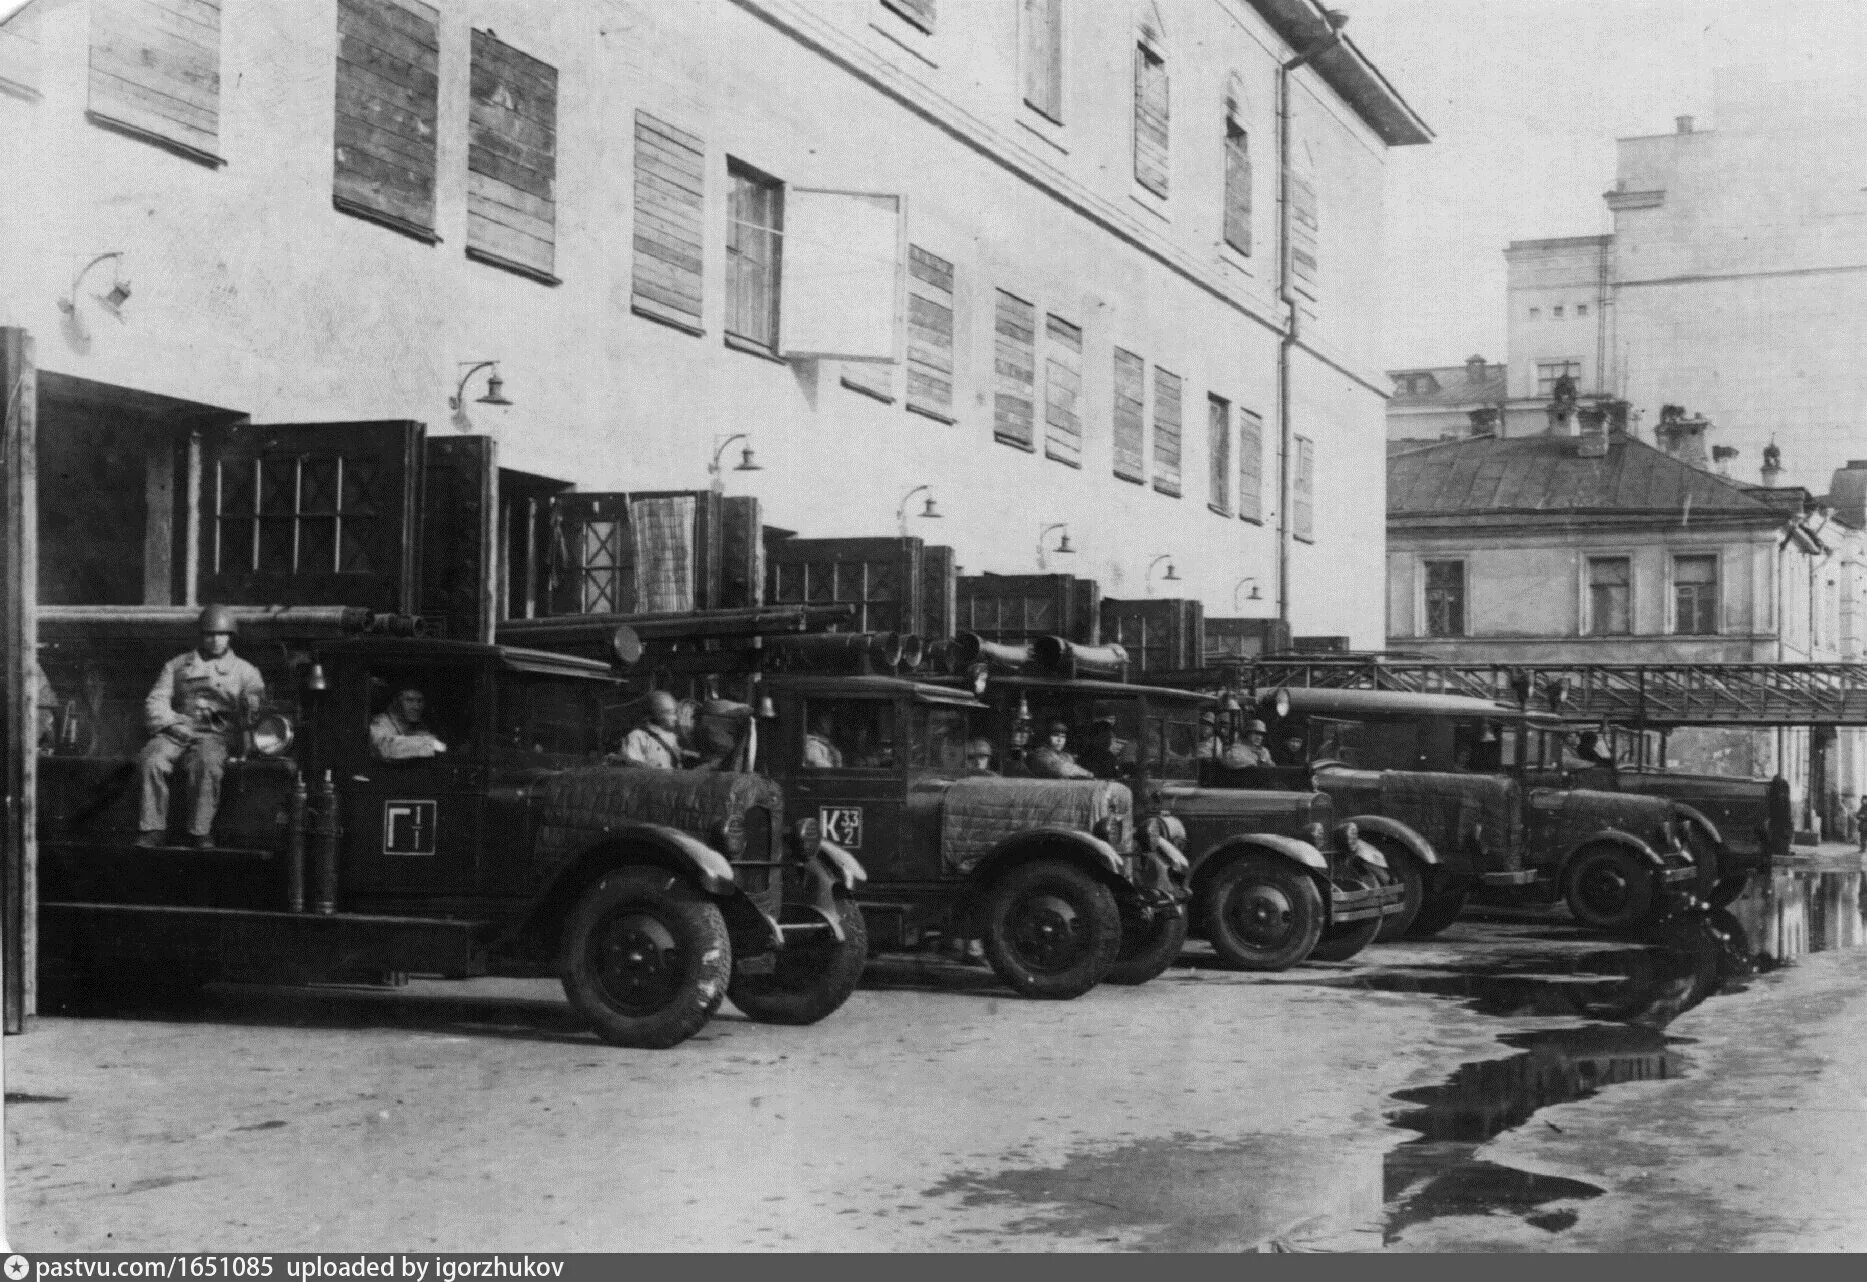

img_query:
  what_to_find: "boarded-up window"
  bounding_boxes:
[906,246,956,422]
[334,0,440,241]
[882,0,935,34]
[1292,434,1315,543]
[993,290,1036,452]
[88,0,223,164]
[1223,117,1251,255]
[1113,347,1146,483]
[1043,315,1083,468]
[1288,170,1319,300]
[726,159,783,349]
[1022,0,1062,123]
[1152,366,1182,497]
[1238,408,1264,523]
[632,111,705,333]
[467,30,557,283]
[1207,394,1231,515]
[1134,43,1169,197]
[1,2,43,101]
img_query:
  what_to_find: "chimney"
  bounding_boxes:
[1711,444,1740,477]
[1576,402,1608,458]
[1465,354,1489,384]
[1654,403,1711,469]
[1676,115,1695,134]
[1761,440,1782,488]
[1828,459,1867,529]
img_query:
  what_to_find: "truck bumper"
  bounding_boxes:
[1331,879,1409,924]
[1478,870,1541,887]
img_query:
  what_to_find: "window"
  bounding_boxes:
[910,706,974,773]
[88,0,223,164]
[1536,360,1582,396]
[1553,305,1564,318]
[495,675,605,762]
[1022,0,1062,122]
[1576,303,1589,317]
[632,112,705,332]
[1043,315,1083,467]
[882,0,935,33]
[333,0,440,240]
[1587,556,1632,635]
[1424,560,1465,637]
[726,160,784,350]
[1238,409,1264,523]
[1152,367,1182,496]
[369,666,477,759]
[1223,116,1251,255]
[1674,554,1719,635]
[1133,42,1169,197]
[214,453,386,577]
[801,699,898,771]
[906,246,956,421]
[1112,348,1147,483]
[1287,162,1318,300]
[993,290,1037,451]
[1208,394,1232,515]
[1528,307,1540,320]
[1292,435,1315,542]
[468,31,558,282]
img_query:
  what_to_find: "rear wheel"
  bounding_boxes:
[1104,906,1189,985]
[1372,845,1425,942]
[981,860,1122,999]
[1201,855,1325,972]
[729,892,869,1025]
[1308,872,1384,963]
[1406,881,1470,938]
[1708,871,1751,909]
[1564,845,1657,933]
[560,866,731,1049]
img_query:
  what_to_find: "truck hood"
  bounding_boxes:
[1558,786,1677,838]
[538,766,781,838]
[1318,767,1517,847]
[1156,784,1328,822]
[940,777,1129,872]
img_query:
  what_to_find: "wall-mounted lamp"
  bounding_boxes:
[58,251,132,338]
[1036,522,1075,571]
[709,433,761,494]
[897,485,942,537]
[449,361,513,412]
[1147,554,1181,594]
[1233,577,1263,608]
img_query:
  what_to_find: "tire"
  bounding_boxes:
[1708,871,1751,909]
[1405,881,1470,938]
[559,866,731,1049]
[1564,844,1658,933]
[980,859,1122,999]
[729,892,869,1025]
[1308,873,1383,963]
[1201,854,1326,972]
[1372,844,1425,942]
[1103,905,1190,985]
[1684,830,1721,905]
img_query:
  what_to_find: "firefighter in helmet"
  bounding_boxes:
[135,604,267,848]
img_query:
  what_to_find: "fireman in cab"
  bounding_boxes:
[136,604,267,848]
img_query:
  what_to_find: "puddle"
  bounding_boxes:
[1724,864,1863,962]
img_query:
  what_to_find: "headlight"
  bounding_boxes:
[1304,821,1327,850]
[712,816,747,857]
[1094,816,1127,849]
[1339,821,1359,849]
[1143,814,1187,845]
[792,815,822,860]
[968,663,990,696]
[249,713,294,757]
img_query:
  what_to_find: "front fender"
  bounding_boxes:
[814,840,867,889]
[1200,832,1329,877]
[1151,834,1190,877]
[975,826,1126,880]
[1348,815,1439,866]
[1671,804,1724,851]
[597,822,737,895]
[1566,828,1669,870]
[1335,823,1387,871]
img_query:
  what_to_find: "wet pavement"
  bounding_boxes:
[6,848,1865,1251]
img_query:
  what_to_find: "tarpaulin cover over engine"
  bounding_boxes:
[532,766,780,862]
[939,777,1129,873]
[1378,770,1515,849]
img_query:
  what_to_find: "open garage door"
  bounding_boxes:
[3,328,36,1029]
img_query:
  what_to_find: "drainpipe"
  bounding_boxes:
[1275,11,1346,630]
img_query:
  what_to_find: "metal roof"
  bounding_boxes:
[1246,0,1433,147]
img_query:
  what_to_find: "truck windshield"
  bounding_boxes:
[1308,716,1424,770]
[496,675,607,761]
[910,705,975,773]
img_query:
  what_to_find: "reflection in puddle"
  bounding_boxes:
[1723,864,1863,962]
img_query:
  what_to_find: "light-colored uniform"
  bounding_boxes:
[621,722,684,770]
[1223,740,1277,768]
[803,733,844,770]
[138,649,266,839]
[370,710,447,760]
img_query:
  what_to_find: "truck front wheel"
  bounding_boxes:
[729,893,869,1025]
[1201,855,1325,971]
[1308,872,1384,963]
[1103,905,1189,985]
[981,860,1121,999]
[1564,845,1656,933]
[560,867,731,1049]
[1372,844,1424,942]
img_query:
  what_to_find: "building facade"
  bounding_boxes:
[0,0,1427,645]
[1383,354,1505,447]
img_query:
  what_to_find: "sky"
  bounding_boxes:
[1346,0,1867,371]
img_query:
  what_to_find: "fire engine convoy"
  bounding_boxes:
[30,599,1750,1049]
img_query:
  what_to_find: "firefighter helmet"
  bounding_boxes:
[198,603,239,636]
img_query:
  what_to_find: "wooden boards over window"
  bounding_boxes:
[467,29,557,283]
[333,0,440,242]
[88,0,223,165]
[1238,409,1264,524]
[1288,171,1319,301]
[905,246,956,421]
[1292,434,1315,543]
[1152,366,1182,497]
[1207,393,1231,515]
[1224,118,1251,255]
[992,289,1036,452]
[1112,347,1146,484]
[633,111,706,333]
[1133,42,1169,197]
[1022,0,1062,122]
[1043,315,1082,468]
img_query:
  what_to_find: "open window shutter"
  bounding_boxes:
[767,537,925,635]
[780,189,903,361]
[920,544,956,640]
[719,495,764,609]
[200,421,424,613]
[88,0,222,162]
[1238,409,1264,522]
[421,435,497,640]
[333,0,440,239]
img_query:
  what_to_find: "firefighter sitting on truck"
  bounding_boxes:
[371,688,449,760]
[135,604,266,849]
[618,690,690,770]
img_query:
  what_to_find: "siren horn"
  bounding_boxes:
[1032,635,1130,681]
[898,633,926,672]
[767,631,906,673]
[954,632,1034,673]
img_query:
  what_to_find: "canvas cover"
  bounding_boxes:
[939,776,1127,873]
[537,765,779,846]
[1379,770,1516,852]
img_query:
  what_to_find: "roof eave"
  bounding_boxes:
[1246,0,1434,147]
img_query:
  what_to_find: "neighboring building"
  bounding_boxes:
[1386,417,1867,834]
[1384,354,1506,447]
[0,0,1428,646]
[1501,234,1612,436]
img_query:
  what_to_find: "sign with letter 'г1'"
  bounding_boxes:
[384,800,438,855]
